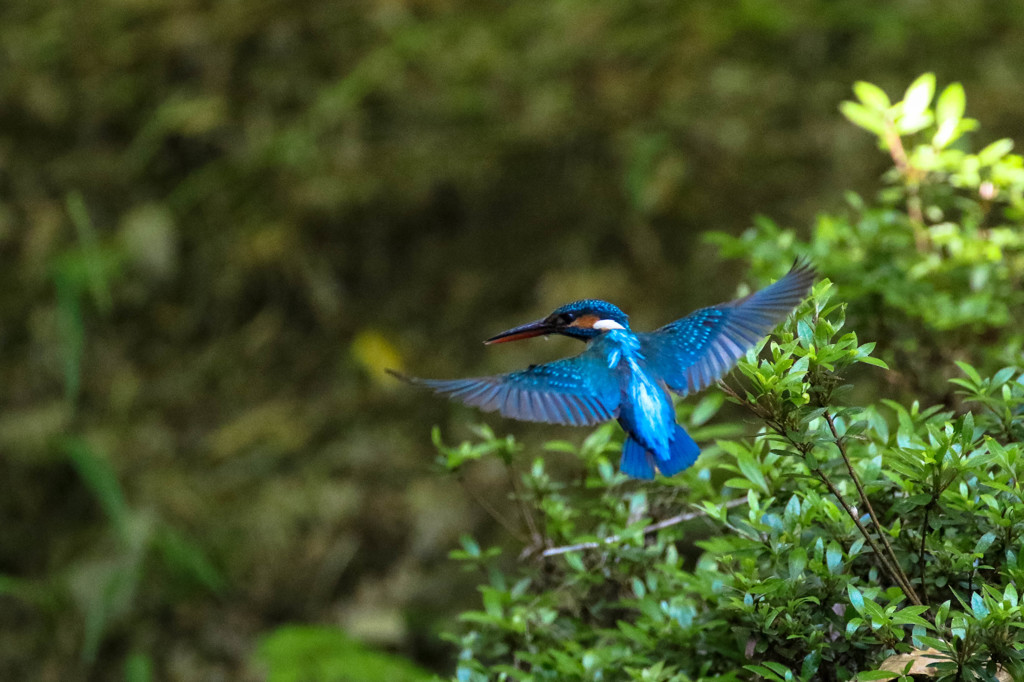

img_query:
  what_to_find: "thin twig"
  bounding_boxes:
[505,462,543,547]
[919,504,931,605]
[884,123,910,174]
[884,120,926,240]
[720,379,922,601]
[809,468,912,598]
[459,475,528,544]
[824,410,922,605]
[540,498,747,558]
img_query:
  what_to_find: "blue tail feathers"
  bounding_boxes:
[621,437,657,479]
[658,423,700,476]
[620,424,700,479]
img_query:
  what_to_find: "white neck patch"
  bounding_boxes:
[593,319,625,331]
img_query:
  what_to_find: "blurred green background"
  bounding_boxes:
[2,1,1023,679]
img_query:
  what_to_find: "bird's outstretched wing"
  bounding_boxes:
[638,260,815,397]
[391,348,621,426]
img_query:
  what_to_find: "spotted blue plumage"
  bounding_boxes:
[397,261,815,479]
[637,261,817,396]
[410,352,620,426]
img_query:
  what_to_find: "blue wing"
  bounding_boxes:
[637,260,815,396]
[394,348,621,426]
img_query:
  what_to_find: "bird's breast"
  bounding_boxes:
[594,331,672,440]
[618,358,675,456]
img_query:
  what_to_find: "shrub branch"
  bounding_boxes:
[719,381,922,605]
[539,498,747,558]
[824,410,922,605]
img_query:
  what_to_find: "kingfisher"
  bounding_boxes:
[395,261,815,479]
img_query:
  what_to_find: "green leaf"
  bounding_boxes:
[63,438,129,540]
[847,618,864,636]
[954,360,982,385]
[977,138,1014,165]
[736,453,770,494]
[933,82,965,148]
[826,542,843,574]
[690,392,724,426]
[784,494,801,522]
[743,665,785,682]
[581,424,615,456]
[992,366,1018,386]
[154,526,226,593]
[896,110,933,135]
[859,356,889,369]
[840,101,888,137]
[65,191,115,313]
[971,591,989,619]
[916,635,952,651]
[797,319,814,342]
[853,81,891,110]
[761,661,793,676]
[935,82,966,125]
[902,73,936,118]
[847,584,866,614]
[891,606,933,628]
[974,531,997,554]
[788,547,807,579]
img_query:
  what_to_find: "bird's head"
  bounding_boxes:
[485,299,630,344]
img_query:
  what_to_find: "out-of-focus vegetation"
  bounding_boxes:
[257,626,433,682]
[2,0,1024,679]
[439,77,1024,680]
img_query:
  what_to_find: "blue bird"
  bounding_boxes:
[396,261,815,479]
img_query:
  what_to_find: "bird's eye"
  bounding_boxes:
[555,312,576,325]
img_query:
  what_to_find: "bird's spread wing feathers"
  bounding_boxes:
[394,349,621,426]
[638,261,815,396]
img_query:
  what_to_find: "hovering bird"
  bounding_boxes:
[395,261,815,479]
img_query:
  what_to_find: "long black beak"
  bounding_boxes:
[485,318,558,344]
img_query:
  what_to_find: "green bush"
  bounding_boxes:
[435,76,1024,681]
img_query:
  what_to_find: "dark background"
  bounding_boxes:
[2,0,1023,678]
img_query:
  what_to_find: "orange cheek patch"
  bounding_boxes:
[569,314,601,329]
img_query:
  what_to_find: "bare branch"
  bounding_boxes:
[540,498,747,558]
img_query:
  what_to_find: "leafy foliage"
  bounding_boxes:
[713,73,1024,401]
[436,77,1024,681]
